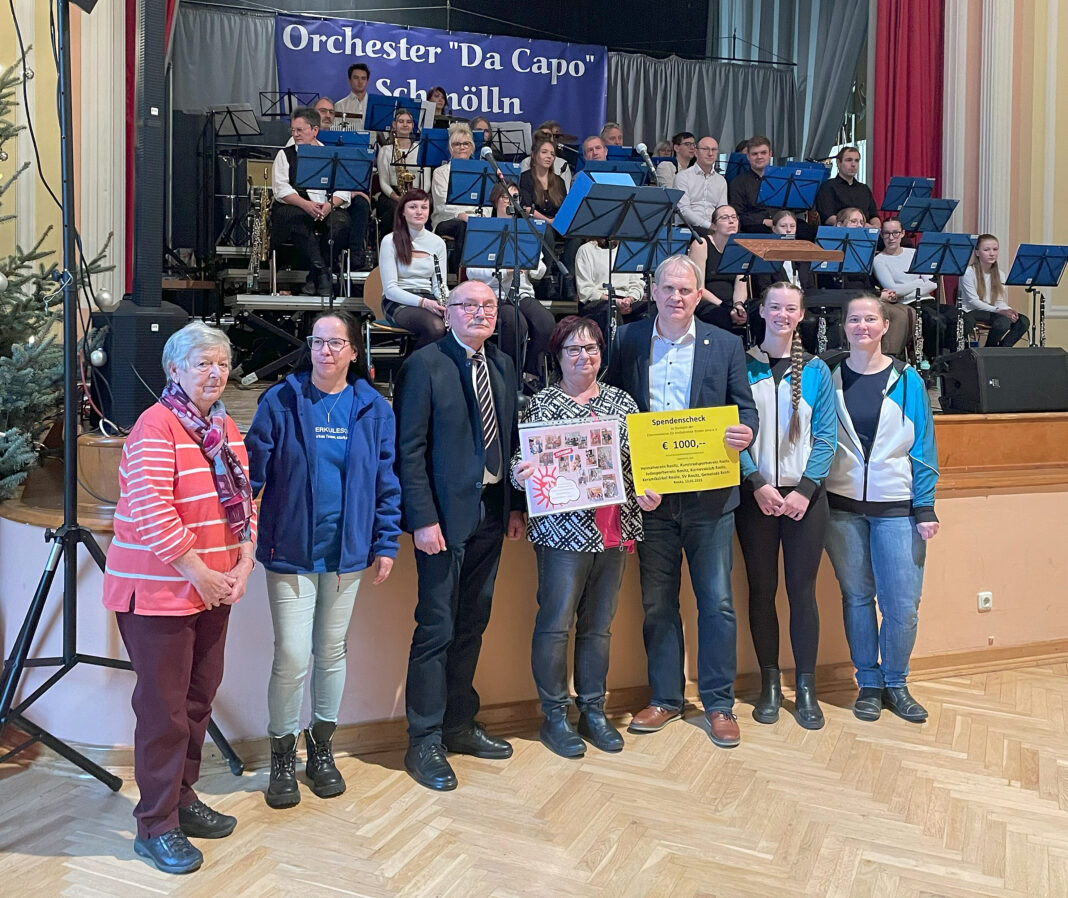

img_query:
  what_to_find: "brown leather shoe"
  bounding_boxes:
[706,710,740,748]
[627,704,683,733]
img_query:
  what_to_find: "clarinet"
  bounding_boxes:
[955,303,966,351]
[1040,291,1047,346]
[431,254,447,310]
[912,290,924,367]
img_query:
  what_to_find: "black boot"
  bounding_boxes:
[578,708,624,752]
[883,686,928,722]
[539,708,585,758]
[794,673,825,730]
[753,666,782,724]
[266,734,300,809]
[304,720,346,799]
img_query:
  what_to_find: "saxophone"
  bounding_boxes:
[394,141,415,194]
[246,168,273,293]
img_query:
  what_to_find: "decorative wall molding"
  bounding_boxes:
[977,0,1013,233]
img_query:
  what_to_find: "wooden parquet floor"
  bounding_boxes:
[2,663,1067,897]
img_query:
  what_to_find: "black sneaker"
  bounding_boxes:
[134,827,203,874]
[178,800,236,839]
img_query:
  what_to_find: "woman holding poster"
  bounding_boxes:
[511,317,660,759]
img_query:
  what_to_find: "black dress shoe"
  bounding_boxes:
[853,687,883,721]
[404,742,458,791]
[794,673,825,730]
[883,686,928,722]
[540,710,585,758]
[301,277,318,296]
[442,721,513,759]
[178,800,236,839]
[316,272,333,296]
[753,666,783,724]
[134,827,204,874]
[578,709,624,752]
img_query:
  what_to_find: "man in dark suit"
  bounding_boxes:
[394,280,526,790]
[607,255,758,748]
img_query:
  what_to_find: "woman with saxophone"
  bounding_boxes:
[376,109,423,238]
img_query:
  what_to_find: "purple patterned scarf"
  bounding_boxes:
[160,381,254,541]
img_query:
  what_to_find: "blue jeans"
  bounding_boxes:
[265,571,364,737]
[532,545,627,715]
[636,498,737,712]
[825,510,927,689]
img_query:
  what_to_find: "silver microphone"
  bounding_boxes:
[480,144,505,180]
[635,142,657,179]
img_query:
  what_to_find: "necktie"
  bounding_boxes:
[472,351,501,476]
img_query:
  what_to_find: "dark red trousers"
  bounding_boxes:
[116,605,230,839]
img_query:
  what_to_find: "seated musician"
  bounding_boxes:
[431,122,483,272]
[470,116,492,145]
[813,146,880,226]
[749,210,819,348]
[270,106,351,296]
[376,108,425,239]
[428,86,451,126]
[335,63,371,131]
[655,131,696,189]
[465,180,555,385]
[379,188,449,349]
[520,121,573,188]
[582,135,608,161]
[313,97,336,130]
[728,135,817,240]
[958,233,1030,347]
[600,122,624,147]
[574,238,647,339]
[519,137,567,228]
[686,204,749,334]
[873,218,949,361]
[821,207,913,358]
[675,136,727,237]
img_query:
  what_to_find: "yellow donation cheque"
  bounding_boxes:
[626,406,740,495]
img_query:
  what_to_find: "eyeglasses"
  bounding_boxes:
[190,360,230,373]
[448,301,498,316]
[306,336,351,352]
[697,145,718,153]
[716,213,739,222]
[679,140,697,147]
[881,230,903,238]
[451,141,473,148]
[562,343,601,358]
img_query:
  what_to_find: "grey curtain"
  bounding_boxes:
[605,53,799,157]
[172,5,277,113]
[715,0,868,159]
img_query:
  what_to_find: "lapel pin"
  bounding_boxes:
[703,339,709,345]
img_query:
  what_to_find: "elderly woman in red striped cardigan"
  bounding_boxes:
[102,321,256,876]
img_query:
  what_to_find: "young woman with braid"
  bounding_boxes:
[736,283,837,729]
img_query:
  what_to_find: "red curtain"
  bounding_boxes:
[871,0,945,206]
[124,0,179,292]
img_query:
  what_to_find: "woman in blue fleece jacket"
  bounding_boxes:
[245,311,402,809]
[737,283,837,731]
[824,296,940,726]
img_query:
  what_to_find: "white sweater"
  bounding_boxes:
[574,242,646,305]
[872,248,937,302]
[958,266,1010,313]
[379,227,449,307]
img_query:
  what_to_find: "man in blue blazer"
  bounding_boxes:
[394,280,526,790]
[607,255,758,748]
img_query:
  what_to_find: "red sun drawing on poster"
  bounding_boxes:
[530,465,558,507]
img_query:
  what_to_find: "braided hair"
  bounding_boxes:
[761,281,806,445]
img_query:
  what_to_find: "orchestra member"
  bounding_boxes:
[335,63,370,126]
[428,85,449,116]
[465,180,555,384]
[376,108,424,238]
[521,121,573,187]
[607,255,757,749]
[519,136,567,227]
[749,210,819,348]
[312,97,336,130]
[737,283,836,730]
[431,122,481,271]
[380,188,449,348]
[245,311,401,810]
[675,135,727,237]
[814,146,880,226]
[655,131,697,189]
[394,280,526,791]
[686,204,748,332]
[511,317,657,758]
[270,107,351,296]
[824,296,940,725]
[582,135,608,161]
[958,234,1030,347]
[729,135,816,240]
[103,322,255,874]
[600,122,624,146]
[469,115,492,145]
[575,238,647,339]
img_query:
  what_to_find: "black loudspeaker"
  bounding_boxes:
[938,347,1068,413]
[90,300,188,429]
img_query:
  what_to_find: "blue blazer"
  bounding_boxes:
[607,316,758,517]
[394,333,522,545]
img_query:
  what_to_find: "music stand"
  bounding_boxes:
[212,105,263,245]
[606,145,640,160]
[365,95,422,132]
[904,232,975,360]
[446,159,498,212]
[293,145,374,299]
[725,152,750,182]
[897,197,958,233]
[317,131,372,147]
[489,122,531,161]
[417,128,452,169]
[616,225,693,276]
[881,176,936,212]
[579,159,647,187]
[812,226,880,274]
[259,90,319,118]
[1006,243,1068,347]
[717,234,785,276]
[757,164,829,211]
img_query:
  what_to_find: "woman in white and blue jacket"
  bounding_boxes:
[245,311,402,809]
[824,295,940,725]
[737,283,837,730]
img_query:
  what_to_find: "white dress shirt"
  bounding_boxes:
[649,316,697,412]
[675,164,728,230]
